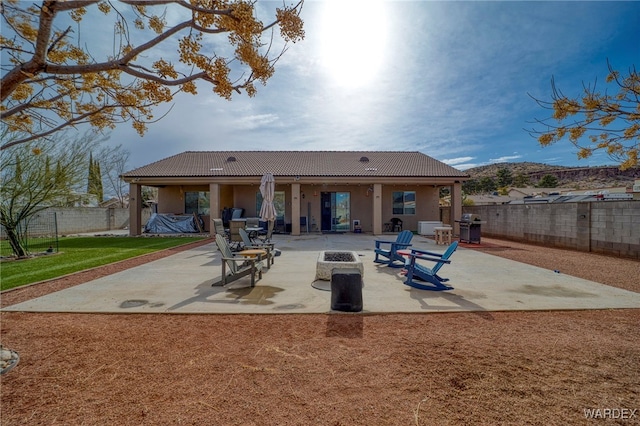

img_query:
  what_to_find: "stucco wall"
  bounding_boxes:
[382,185,440,231]
[158,185,210,215]
[219,184,234,212]
[158,186,183,214]
[464,201,640,259]
[232,185,262,217]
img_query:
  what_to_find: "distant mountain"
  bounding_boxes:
[463,162,639,190]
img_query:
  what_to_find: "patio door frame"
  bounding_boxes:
[320,192,350,232]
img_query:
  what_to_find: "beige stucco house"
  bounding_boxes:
[121,151,469,236]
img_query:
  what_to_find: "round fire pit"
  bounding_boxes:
[315,250,364,281]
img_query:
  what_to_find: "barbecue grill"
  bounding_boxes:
[456,213,483,244]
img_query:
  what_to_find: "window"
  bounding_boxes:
[256,191,286,218]
[392,191,415,215]
[185,192,210,215]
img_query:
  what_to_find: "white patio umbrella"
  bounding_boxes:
[259,173,277,240]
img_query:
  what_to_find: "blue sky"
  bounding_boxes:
[103,1,638,170]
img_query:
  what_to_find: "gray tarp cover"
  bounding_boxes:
[144,213,202,233]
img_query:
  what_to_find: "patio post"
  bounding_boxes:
[373,183,383,235]
[291,183,301,235]
[209,183,220,237]
[450,181,462,236]
[129,183,142,236]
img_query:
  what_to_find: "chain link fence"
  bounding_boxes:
[0,211,59,257]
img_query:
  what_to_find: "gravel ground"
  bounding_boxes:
[1,237,638,425]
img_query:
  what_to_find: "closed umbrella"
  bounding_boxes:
[259,173,276,240]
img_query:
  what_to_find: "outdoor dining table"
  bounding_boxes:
[245,226,263,242]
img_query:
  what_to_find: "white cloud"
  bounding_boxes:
[489,155,523,163]
[453,163,482,171]
[236,114,280,130]
[441,157,475,166]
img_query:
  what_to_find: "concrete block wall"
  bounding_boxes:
[464,201,639,259]
[29,207,150,235]
[41,207,131,234]
[590,201,640,258]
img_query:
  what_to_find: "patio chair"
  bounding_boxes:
[390,217,403,232]
[228,219,246,250]
[239,228,275,268]
[404,241,458,291]
[256,221,275,243]
[212,218,229,240]
[373,230,413,267]
[221,207,244,227]
[213,234,264,287]
[246,217,260,228]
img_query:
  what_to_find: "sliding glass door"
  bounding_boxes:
[320,192,350,232]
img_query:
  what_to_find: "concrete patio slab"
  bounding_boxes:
[3,233,639,314]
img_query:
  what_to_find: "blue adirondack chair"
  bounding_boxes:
[404,241,458,291]
[373,230,413,267]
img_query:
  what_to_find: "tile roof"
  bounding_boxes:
[122,151,469,178]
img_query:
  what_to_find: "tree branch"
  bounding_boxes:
[2,0,305,147]
[2,101,148,150]
[47,26,73,54]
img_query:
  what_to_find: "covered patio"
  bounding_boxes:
[121,151,469,237]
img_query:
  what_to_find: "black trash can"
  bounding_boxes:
[331,268,363,312]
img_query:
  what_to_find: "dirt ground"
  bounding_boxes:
[1,238,639,425]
